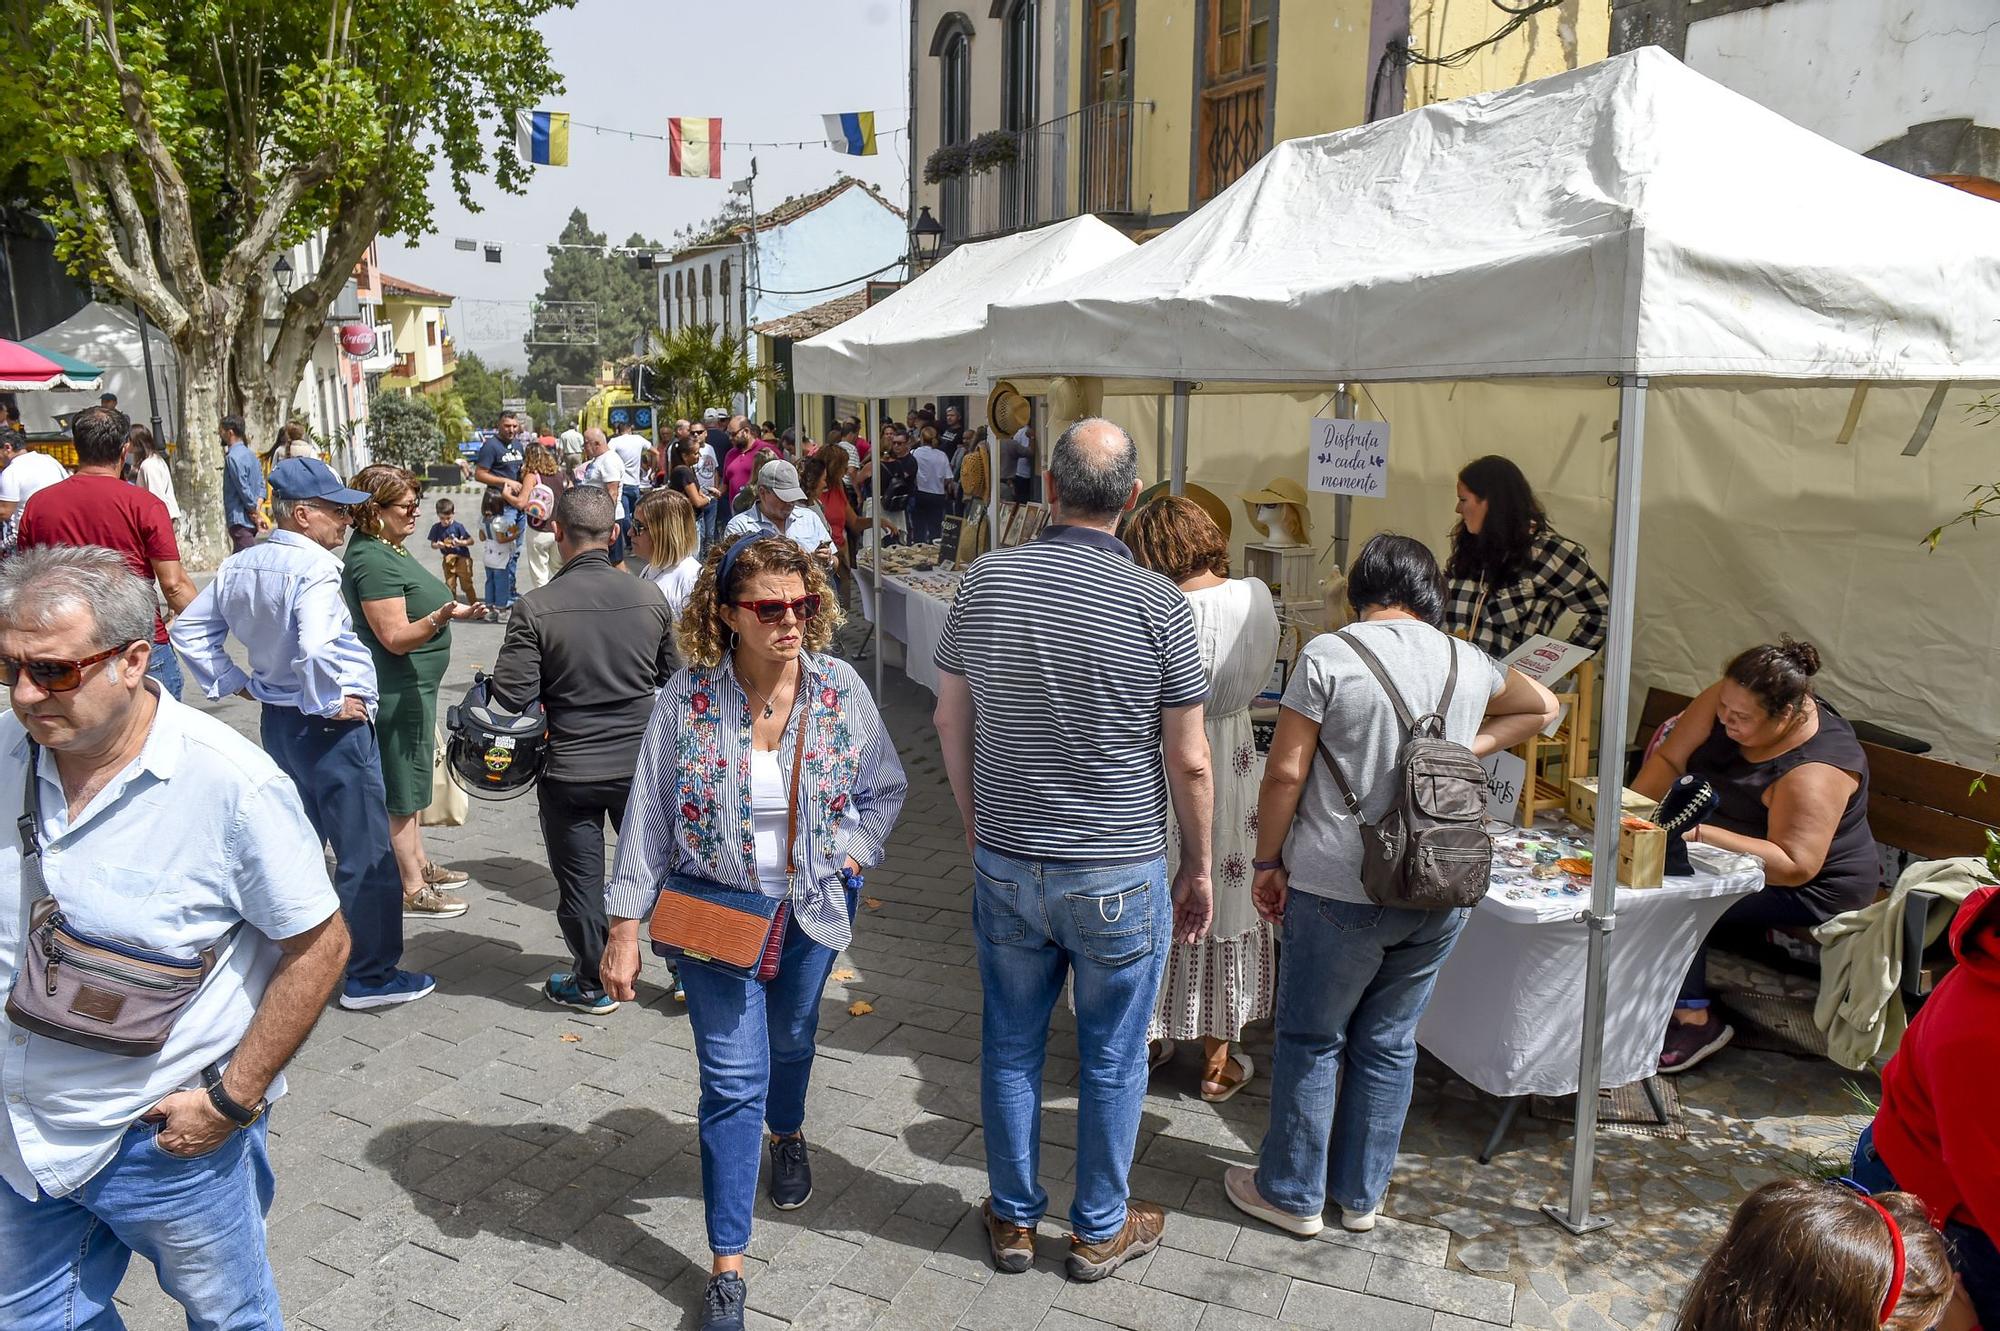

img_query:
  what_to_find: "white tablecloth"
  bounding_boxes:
[855,574,954,695]
[1416,846,1764,1098]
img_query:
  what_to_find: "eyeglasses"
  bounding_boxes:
[731,595,822,625]
[385,501,421,515]
[631,521,648,535]
[0,641,138,692]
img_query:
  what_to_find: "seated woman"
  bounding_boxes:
[1634,638,1877,1074]
[1443,455,1609,658]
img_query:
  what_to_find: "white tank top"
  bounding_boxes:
[749,749,791,898]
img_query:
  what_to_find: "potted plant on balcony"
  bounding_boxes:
[924,143,971,184]
[964,130,1020,176]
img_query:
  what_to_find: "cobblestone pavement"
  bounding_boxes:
[111,519,1871,1330]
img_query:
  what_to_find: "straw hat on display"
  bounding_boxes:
[987,381,1032,435]
[1241,477,1312,547]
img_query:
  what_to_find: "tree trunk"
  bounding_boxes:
[173,355,230,569]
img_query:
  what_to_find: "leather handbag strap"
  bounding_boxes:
[18,739,47,914]
[784,700,806,891]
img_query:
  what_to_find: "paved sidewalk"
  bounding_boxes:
[108,530,1867,1330]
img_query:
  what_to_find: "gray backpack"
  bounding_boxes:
[1315,630,1493,910]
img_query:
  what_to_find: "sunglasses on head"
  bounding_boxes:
[731,595,821,625]
[0,641,139,692]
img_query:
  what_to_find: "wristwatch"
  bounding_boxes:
[200,1063,267,1128]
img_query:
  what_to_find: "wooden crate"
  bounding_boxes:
[1567,777,1659,831]
[1619,817,1666,889]
[1243,543,1320,605]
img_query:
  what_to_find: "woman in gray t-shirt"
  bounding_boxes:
[1221,534,1557,1240]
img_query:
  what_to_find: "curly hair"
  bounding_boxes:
[1127,495,1229,582]
[677,536,843,668]
[348,463,417,541]
[523,442,560,476]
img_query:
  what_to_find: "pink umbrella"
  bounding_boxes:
[0,339,71,392]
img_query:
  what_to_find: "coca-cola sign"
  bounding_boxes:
[339,324,376,356]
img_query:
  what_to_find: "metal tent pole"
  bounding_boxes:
[990,415,1001,552]
[1333,383,1355,570]
[871,398,884,699]
[1546,373,1648,1237]
[1170,381,1190,495]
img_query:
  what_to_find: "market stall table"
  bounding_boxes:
[1417,835,1763,1159]
[854,566,959,695]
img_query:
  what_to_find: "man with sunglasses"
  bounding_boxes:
[490,485,679,1014]
[722,459,834,568]
[0,544,351,1328]
[171,456,437,1011]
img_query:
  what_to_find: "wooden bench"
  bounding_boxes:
[1632,686,2000,1005]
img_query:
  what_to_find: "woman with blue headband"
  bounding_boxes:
[602,533,908,1331]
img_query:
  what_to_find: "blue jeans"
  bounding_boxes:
[1853,1124,2000,1325]
[972,847,1170,1243]
[484,567,515,608]
[680,888,853,1257]
[260,705,403,986]
[146,641,183,700]
[1257,893,1468,1218]
[0,1118,278,1329]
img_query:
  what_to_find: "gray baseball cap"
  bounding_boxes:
[757,458,807,503]
[702,407,725,423]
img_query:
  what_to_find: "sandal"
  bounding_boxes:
[1147,1039,1177,1071]
[1200,1051,1255,1103]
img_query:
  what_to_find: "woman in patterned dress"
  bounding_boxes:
[1128,497,1281,1101]
[600,533,907,1331]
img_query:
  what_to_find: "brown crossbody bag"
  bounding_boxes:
[6,740,233,1056]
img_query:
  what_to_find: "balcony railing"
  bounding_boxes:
[941,100,1149,246]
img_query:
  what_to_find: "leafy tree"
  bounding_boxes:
[1924,394,2000,549]
[366,392,445,474]
[522,210,661,402]
[642,322,784,425]
[451,350,521,434]
[0,1,569,563]
[433,390,474,448]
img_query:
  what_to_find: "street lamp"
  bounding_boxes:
[271,253,294,293]
[910,206,944,269]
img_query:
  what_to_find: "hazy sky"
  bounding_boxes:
[378,0,910,370]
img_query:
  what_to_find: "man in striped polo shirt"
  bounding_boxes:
[934,417,1215,1282]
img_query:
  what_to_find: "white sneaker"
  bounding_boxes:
[1340,1207,1379,1233]
[1223,1165,1323,1237]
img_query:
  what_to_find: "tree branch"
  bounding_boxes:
[93,0,205,304]
[61,155,188,337]
[263,174,392,391]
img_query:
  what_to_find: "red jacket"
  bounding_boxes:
[1874,883,2000,1236]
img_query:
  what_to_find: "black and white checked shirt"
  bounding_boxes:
[1443,528,1610,658]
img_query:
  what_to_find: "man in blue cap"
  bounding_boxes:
[171,457,438,1010]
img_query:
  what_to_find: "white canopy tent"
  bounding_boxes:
[982,46,2000,1232]
[794,215,1141,696]
[793,215,1135,397]
[19,302,179,440]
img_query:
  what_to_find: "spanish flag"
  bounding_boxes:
[515,110,570,167]
[668,117,723,179]
[823,112,877,157]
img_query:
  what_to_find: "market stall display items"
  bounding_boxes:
[1655,775,1721,876]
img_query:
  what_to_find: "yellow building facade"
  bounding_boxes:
[910,0,1608,244]
[375,275,457,396]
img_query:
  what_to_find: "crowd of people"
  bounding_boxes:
[0,402,1989,1331]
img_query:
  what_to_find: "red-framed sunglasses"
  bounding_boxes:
[730,595,822,625]
[0,641,140,692]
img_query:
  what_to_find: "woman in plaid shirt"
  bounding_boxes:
[1443,456,1610,658]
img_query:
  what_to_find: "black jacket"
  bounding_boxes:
[491,549,681,782]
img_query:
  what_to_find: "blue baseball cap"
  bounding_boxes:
[268,457,371,505]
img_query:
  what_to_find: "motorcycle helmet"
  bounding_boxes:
[445,672,548,801]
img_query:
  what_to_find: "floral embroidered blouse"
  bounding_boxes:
[605,650,908,952]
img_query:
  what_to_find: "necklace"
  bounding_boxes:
[740,660,793,720]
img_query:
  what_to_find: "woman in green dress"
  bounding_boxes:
[344,464,487,917]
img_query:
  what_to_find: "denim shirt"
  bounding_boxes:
[606,650,907,951]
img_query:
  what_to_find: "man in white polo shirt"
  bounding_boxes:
[0,544,349,1328]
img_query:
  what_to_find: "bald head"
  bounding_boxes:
[1048,417,1140,524]
[583,427,608,456]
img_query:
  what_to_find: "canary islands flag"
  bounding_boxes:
[516,111,570,167]
[669,117,723,178]
[823,112,877,157]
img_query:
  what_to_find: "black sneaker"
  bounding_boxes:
[769,1133,812,1210]
[702,1272,746,1330]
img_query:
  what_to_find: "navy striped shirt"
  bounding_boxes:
[936,525,1207,862]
